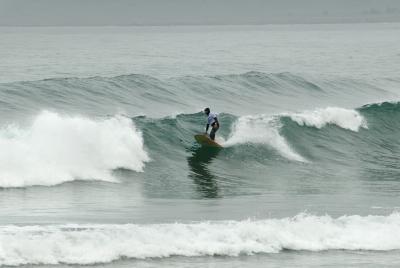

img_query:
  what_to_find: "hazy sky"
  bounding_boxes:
[1,0,400,26]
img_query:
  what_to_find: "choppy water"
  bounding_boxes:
[1,24,400,267]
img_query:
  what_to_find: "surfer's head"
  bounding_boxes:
[204,107,210,115]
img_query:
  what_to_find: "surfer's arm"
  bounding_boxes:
[205,124,209,133]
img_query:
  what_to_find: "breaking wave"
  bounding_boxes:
[2,213,400,265]
[2,102,400,187]
[224,115,306,162]
[287,107,367,132]
[0,111,149,187]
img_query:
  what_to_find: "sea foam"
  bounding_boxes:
[288,107,367,132]
[0,111,149,187]
[224,115,306,162]
[1,213,400,265]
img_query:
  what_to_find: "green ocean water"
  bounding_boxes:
[1,24,400,267]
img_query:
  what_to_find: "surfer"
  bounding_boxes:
[204,108,219,140]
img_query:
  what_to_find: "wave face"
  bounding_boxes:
[1,213,400,266]
[146,101,400,177]
[0,111,149,187]
[223,107,368,162]
[2,102,400,188]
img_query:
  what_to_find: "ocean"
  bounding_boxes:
[1,23,400,267]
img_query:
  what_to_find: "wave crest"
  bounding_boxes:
[0,111,149,187]
[287,107,367,132]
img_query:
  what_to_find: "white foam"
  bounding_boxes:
[1,213,400,265]
[0,111,149,187]
[224,115,306,162]
[288,107,367,132]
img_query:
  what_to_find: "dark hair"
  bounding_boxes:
[204,107,210,113]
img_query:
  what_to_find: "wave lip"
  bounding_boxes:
[287,107,367,132]
[0,111,149,187]
[1,213,400,265]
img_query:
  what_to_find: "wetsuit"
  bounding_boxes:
[206,113,219,140]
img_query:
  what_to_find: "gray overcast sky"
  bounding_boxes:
[1,0,400,26]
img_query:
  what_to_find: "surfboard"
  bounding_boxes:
[194,134,222,148]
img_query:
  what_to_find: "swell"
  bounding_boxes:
[2,213,400,266]
[0,71,397,120]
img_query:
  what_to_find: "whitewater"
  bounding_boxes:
[1,24,400,267]
[0,111,149,187]
[2,213,400,266]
